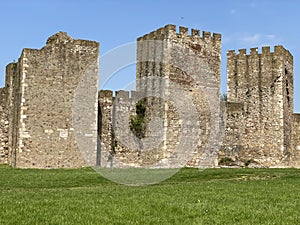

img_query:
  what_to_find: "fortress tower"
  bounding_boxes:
[136,24,221,94]
[0,32,99,168]
[136,25,222,167]
[100,25,222,168]
[221,46,294,166]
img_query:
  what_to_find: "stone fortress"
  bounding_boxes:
[0,24,299,168]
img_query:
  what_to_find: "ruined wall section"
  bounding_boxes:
[6,62,21,166]
[291,114,300,167]
[219,102,245,162]
[280,47,294,159]
[98,89,168,168]
[0,60,20,165]
[98,90,113,167]
[98,90,137,167]
[0,87,8,163]
[11,32,99,168]
[225,46,294,166]
[112,91,142,167]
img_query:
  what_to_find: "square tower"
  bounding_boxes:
[135,24,222,167]
[5,32,99,168]
[225,46,294,166]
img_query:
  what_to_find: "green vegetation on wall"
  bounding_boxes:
[130,98,147,138]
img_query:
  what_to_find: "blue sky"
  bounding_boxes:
[0,0,299,112]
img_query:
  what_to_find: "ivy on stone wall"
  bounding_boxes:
[130,98,147,139]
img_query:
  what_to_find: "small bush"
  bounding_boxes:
[219,157,235,166]
[130,98,147,138]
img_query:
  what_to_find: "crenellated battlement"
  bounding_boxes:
[292,114,300,123]
[262,46,271,55]
[177,25,221,42]
[136,24,222,94]
[137,24,221,44]
[227,45,293,60]
[115,90,143,103]
[227,45,293,101]
[226,43,295,167]
[115,90,129,100]
[99,90,144,105]
[99,90,113,99]
[250,47,258,55]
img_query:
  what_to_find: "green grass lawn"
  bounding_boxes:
[0,165,299,225]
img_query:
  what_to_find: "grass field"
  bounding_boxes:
[0,165,299,225]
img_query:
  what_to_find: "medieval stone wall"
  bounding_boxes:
[0,87,8,163]
[218,102,244,163]
[133,24,222,167]
[99,25,299,168]
[98,90,113,167]
[99,90,153,167]
[223,46,294,167]
[97,26,298,169]
[291,114,300,167]
[6,62,21,166]
[1,32,99,168]
[1,25,299,169]
[111,91,138,167]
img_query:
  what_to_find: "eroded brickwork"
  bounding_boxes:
[98,25,222,168]
[98,25,299,168]
[291,114,300,167]
[1,25,299,168]
[0,87,8,163]
[98,90,113,167]
[0,32,99,168]
[221,46,295,167]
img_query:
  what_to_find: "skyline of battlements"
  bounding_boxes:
[227,45,293,58]
[137,24,221,43]
[0,24,299,168]
[1,26,299,113]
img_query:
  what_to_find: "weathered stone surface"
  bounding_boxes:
[0,87,9,164]
[0,32,99,168]
[291,114,300,167]
[1,25,299,169]
[99,24,222,168]
[222,46,296,167]
[98,25,300,169]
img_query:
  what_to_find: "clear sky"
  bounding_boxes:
[0,0,299,112]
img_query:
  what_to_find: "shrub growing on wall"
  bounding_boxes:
[130,98,147,139]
